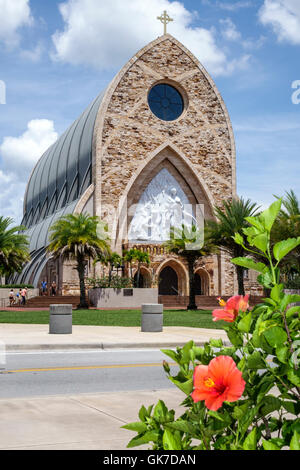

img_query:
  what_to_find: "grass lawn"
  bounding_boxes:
[0,309,226,330]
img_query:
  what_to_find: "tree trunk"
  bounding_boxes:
[136,262,141,288]
[187,257,197,310]
[236,265,245,296]
[77,256,88,309]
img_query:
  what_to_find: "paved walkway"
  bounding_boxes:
[0,323,228,352]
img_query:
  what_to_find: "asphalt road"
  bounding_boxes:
[0,349,176,399]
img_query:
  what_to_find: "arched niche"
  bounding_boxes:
[194,268,211,296]
[121,145,214,245]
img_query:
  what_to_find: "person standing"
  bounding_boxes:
[51,280,57,296]
[41,280,47,296]
[21,287,27,306]
[9,289,15,307]
[18,288,22,306]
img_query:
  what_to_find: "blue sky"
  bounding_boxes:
[0,0,299,223]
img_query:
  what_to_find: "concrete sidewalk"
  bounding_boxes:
[0,323,229,352]
[0,389,184,450]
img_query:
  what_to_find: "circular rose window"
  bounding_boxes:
[148,83,184,121]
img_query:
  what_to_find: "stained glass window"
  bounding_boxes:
[148,84,184,121]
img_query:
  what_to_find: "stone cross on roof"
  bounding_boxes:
[157,10,174,35]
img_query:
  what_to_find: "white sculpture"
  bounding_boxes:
[128,169,196,242]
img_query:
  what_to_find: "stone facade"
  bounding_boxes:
[90,34,236,296]
[42,34,249,297]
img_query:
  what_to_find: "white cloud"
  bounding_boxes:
[0,119,58,177]
[220,18,241,41]
[52,0,249,76]
[259,0,300,44]
[0,170,26,223]
[0,0,33,48]
[20,42,44,62]
[216,1,253,11]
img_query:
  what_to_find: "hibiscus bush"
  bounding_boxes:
[123,199,300,450]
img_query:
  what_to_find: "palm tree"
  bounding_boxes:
[0,216,30,277]
[108,252,123,285]
[123,248,151,287]
[132,249,151,288]
[164,225,208,310]
[48,213,111,309]
[123,248,136,281]
[206,197,260,296]
[272,190,300,279]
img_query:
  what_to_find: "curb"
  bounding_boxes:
[5,339,231,353]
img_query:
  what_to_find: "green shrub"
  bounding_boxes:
[0,284,34,289]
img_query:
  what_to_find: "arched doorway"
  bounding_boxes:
[159,266,179,295]
[194,268,210,296]
[133,267,152,288]
[194,272,202,295]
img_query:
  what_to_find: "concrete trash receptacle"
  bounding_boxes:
[141,304,163,332]
[49,304,73,334]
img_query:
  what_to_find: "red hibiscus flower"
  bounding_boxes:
[191,356,246,411]
[212,295,249,323]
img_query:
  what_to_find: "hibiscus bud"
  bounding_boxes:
[163,360,170,374]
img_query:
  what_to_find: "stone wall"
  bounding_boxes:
[90,35,237,296]
[0,288,39,308]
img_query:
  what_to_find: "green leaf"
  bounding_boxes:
[163,429,182,450]
[260,396,281,416]
[282,400,300,415]
[153,400,169,423]
[290,431,300,450]
[161,349,179,364]
[243,428,257,450]
[270,284,284,303]
[209,338,223,348]
[180,340,195,364]
[276,346,289,364]
[138,405,151,422]
[127,430,159,448]
[247,350,265,369]
[264,326,288,348]
[244,216,265,231]
[262,440,280,450]
[238,405,260,437]
[232,402,249,421]
[257,271,274,289]
[238,312,252,333]
[225,328,244,348]
[259,199,282,232]
[251,233,268,253]
[286,306,300,318]
[273,237,300,263]
[166,420,197,435]
[287,367,300,387]
[280,294,300,312]
[233,233,244,246]
[207,410,225,422]
[168,377,193,395]
[231,257,268,274]
[122,422,148,433]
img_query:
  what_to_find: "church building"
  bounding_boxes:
[16,32,246,301]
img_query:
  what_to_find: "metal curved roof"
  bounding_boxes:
[13,199,79,286]
[22,89,106,228]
